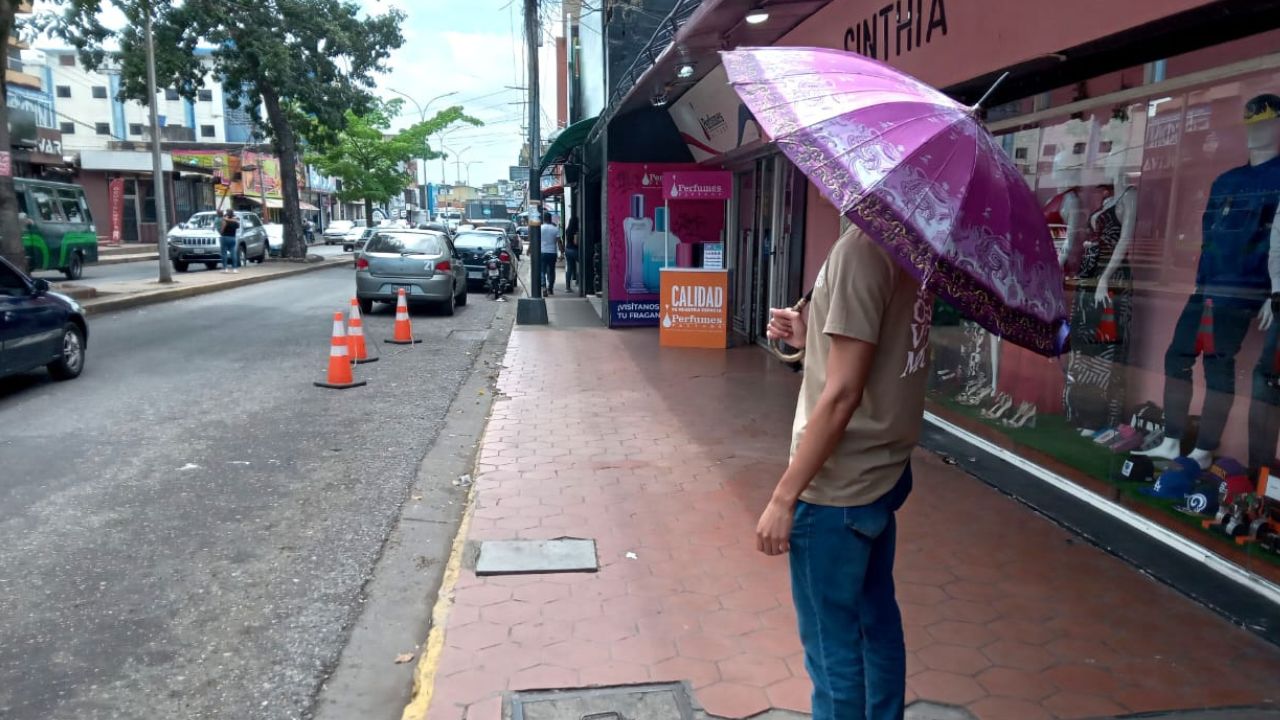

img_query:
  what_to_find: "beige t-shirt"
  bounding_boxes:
[791,227,933,507]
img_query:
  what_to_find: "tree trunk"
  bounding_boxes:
[364,198,373,227]
[259,82,306,259]
[0,5,25,271]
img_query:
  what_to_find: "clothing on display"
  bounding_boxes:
[1196,155,1280,307]
[1250,320,1280,470]
[1141,95,1280,469]
[1162,295,1258,456]
[1064,187,1134,431]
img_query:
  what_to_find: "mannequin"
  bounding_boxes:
[1050,188,1088,271]
[1140,94,1280,469]
[1063,178,1136,434]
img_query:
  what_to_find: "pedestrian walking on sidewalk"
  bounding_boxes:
[564,215,579,293]
[219,209,241,274]
[757,226,932,720]
[540,212,560,296]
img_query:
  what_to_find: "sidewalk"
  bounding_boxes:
[75,256,348,315]
[417,307,1280,720]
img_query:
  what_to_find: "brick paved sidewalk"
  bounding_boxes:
[422,318,1280,720]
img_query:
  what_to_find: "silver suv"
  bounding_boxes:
[167,211,269,272]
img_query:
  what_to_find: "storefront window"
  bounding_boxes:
[929,64,1280,581]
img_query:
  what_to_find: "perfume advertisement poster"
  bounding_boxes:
[606,162,724,326]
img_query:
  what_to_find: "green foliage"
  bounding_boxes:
[308,100,482,205]
[48,0,404,138]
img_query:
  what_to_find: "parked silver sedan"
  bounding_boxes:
[355,230,467,316]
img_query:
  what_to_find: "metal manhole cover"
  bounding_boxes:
[509,683,694,720]
[475,539,598,576]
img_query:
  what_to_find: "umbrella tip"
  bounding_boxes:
[1054,319,1072,356]
[971,71,1011,114]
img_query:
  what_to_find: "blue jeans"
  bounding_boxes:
[220,236,240,269]
[541,252,556,292]
[565,247,579,290]
[790,465,913,720]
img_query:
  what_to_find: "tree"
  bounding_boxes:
[308,100,480,228]
[0,0,31,270]
[50,0,405,259]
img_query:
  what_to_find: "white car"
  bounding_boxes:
[323,220,355,244]
[343,225,377,253]
[264,223,285,256]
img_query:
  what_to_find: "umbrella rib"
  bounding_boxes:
[733,68,952,103]
[791,109,960,177]
[750,91,947,122]
[866,117,971,250]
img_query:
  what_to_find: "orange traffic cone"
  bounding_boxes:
[347,298,377,364]
[1097,299,1117,343]
[1194,298,1215,356]
[384,288,422,345]
[315,311,367,389]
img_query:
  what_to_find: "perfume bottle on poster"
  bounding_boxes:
[643,207,680,292]
[624,193,652,294]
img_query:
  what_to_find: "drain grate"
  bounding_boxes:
[475,538,598,576]
[509,683,694,720]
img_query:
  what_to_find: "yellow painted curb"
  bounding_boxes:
[400,469,479,720]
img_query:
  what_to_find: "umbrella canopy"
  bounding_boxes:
[722,47,1069,357]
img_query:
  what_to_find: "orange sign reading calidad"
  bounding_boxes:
[660,269,730,348]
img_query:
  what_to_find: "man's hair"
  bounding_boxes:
[542,212,553,223]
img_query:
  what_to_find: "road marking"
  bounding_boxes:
[400,462,479,720]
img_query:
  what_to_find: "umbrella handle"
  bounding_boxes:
[769,295,810,363]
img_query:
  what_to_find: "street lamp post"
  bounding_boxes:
[388,88,457,224]
[144,0,172,283]
[462,161,480,187]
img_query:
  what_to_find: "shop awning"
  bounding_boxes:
[242,196,319,211]
[585,0,832,146]
[538,116,597,173]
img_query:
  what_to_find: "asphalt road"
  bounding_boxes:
[30,244,348,287]
[0,267,510,719]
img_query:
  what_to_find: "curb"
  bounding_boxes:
[95,253,159,266]
[81,258,349,316]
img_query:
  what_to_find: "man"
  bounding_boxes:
[539,212,561,296]
[759,225,932,720]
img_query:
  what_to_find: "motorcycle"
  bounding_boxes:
[483,248,512,301]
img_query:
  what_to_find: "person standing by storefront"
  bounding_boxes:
[757,226,932,719]
[219,209,241,274]
[564,215,580,293]
[540,211,560,296]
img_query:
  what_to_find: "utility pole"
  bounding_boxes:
[145,1,172,283]
[517,0,547,324]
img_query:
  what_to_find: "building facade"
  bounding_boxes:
[556,0,1280,605]
[38,48,240,151]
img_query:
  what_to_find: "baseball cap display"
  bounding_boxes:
[1244,93,1280,124]
[1141,457,1203,499]
[1107,425,1144,453]
[1207,457,1256,504]
[1114,455,1155,484]
[1177,478,1221,517]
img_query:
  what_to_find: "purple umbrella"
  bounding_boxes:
[722,46,1069,357]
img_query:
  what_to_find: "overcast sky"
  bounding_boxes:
[30,0,562,189]
[363,0,561,188]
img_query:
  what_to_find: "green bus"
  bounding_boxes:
[16,178,98,279]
